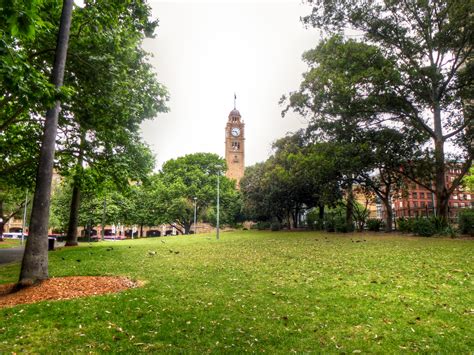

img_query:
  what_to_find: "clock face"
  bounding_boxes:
[231,127,241,137]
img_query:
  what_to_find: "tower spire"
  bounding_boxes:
[234,92,236,109]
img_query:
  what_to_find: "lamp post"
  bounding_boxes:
[216,169,221,240]
[193,197,197,235]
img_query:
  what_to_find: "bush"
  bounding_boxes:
[306,209,319,230]
[397,217,414,233]
[324,214,336,232]
[367,219,383,232]
[411,218,436,237]
[255,221,271,230]
[270,220,281,231]
[458,209,474,236]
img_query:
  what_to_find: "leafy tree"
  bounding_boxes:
[241,131,342,228]
[298,0,473,220]
[154,153,238,234]
[54,0,167,246]
[463,167,474,192]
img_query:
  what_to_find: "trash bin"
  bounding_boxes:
[48,237,55,251]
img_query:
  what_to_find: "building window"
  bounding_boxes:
[412,192,417,199]
[453,194,458,200]
[453,202,459,208]
[413,201,418,208]
[467,195,472,200]
[420,192,425,199]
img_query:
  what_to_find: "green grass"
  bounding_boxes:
[0,239,20,249]
[0,231,473,353]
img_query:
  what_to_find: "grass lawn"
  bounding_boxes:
[0,231,472,353]
[0,239,21,249]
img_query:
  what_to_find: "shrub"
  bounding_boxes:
[334,215,353,233]
[397,217,414,233]
[324,214,336,232]
[306,209,319,230]
[255,221,271,230]
[270,220,281,231]
[458,209,474,236]
[367,219,383,232]
[412,218,436,237]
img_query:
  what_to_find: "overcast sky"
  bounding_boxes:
[140,0,320,169]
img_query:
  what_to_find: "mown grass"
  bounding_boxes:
[0,231,472,353]
[0,239,20,249]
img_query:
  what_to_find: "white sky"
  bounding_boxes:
[140,0,320,169]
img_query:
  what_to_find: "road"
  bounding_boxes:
[0,241,66,265]
[0,246,24,265]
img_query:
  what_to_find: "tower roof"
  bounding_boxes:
[229,109,241,118]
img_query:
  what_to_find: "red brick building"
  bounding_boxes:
[392,167,474,219]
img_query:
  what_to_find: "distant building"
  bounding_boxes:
[391,167,474,219]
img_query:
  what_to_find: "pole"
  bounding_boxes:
[193,197,197,235]
[21,189,28,246]
[101,196,106,241]
[216,171,220,240]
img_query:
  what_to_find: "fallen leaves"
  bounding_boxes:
[0,276,140,308]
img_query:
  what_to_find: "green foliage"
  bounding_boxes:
[366,219,383,232]
[398,217,448,237]
[241,131,342,227]
[305,209,323,230]
[298,0,473,219]
[253,221,271,230]
[351,201,370,231]
[397,217,414,233]
[153,153,239,234]
[457,209,474,236]
[411,218,437,238]
[270,220,281,231]
[462,167,474,192]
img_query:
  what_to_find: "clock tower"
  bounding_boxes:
[225,105,245,184]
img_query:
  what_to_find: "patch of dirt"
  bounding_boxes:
[0,276,139,308]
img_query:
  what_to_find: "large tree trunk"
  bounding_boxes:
[65,132,85,247]
[65,182,81,246]
[433,105,449,222]
[0,200,4,241]
[184,221,192,235]
[345,184,354,229]
[382,197,393,233]
[318,204,325,220]
[18,0,73,287]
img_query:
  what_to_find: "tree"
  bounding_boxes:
[463,167,474,192]
[299,0,473,220]
[19,0,74,286]
[154,153,238,234]
[55,0,167,246]
[241,131,342,228]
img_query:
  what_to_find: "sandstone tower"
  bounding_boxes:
[225,104,245,184]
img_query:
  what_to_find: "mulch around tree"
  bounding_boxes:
[0,276,139,308]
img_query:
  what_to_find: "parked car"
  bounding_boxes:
[104,234,126,241]
[2,232,26,239]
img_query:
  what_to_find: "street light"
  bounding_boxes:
[193,197,197,235]
[216,168,221,240]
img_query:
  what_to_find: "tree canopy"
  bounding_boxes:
[284,0,473,219]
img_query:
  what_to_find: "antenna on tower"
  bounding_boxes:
[234,93,237,109]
